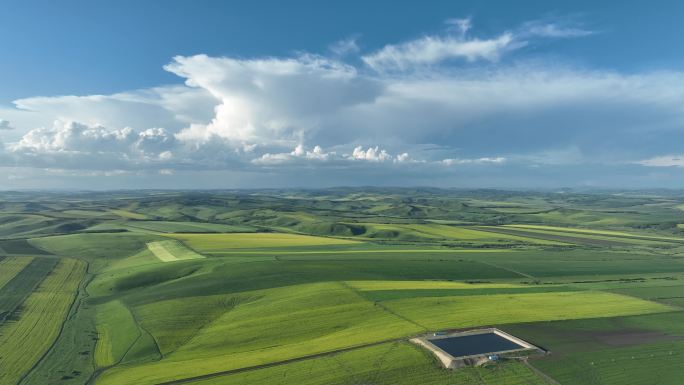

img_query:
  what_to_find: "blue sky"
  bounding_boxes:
[1,0,684,189]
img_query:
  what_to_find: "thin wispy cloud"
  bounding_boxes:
[329,36,361,56]
[521,20,595,38]
[361,19,521,71]
[637,155,684,168]
[361,18,593,71]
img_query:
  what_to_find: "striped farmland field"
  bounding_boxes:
[0,258,86,385]
[0,257,58,324]
[0,256,33,290]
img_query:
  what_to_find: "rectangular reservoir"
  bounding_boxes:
[411,328,542,369]
[430,332,524,357]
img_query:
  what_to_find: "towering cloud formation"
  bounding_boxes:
[165,54,383,146]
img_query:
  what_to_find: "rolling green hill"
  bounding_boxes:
[2,189,684,385]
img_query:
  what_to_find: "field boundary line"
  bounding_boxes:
[0,257,32,291]
[339,281,429,331]
[116,305,145,363]
[205,249,516,255]
[88,301,166,385]
[129,305,164,360]
[154,337,406,385]
[0,257,58,324]
[508,225,684,245]
[87,301,145,385]
[17,258,87,385]
[474,259,536,280]
[522,358,563,385]
[472,226,631,248]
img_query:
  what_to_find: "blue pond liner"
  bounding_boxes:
[429,332,524,357]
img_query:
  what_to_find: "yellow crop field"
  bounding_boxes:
[353,223,566,245]
[108,209,148,219]
[94,300,140,368]
[0,256,33,290]
[0,258,85,384]
[147,240,204,262]
[506,224,684,242]
[346,280,523,291]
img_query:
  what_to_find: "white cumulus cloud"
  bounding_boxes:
[10,120,178,169]
[165,54,382,149]
[351,146,392,162]
[253,144,333,165]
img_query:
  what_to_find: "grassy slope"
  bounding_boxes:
[0,256,33,290]
[164,232,360,251]
[0,214,55,238]
[191,342,547,385]
[0,258,85,384]
[94,300,140,368]
[97,282,671,384]
[347,280,524,290]
[382,291,672,330]
[472,249,684,279]
[0,239,52,255]
[147,240,205,262]
[485,226,671,247]
[93,257,518,305]
[30,232,161,272]
[108,209,148,220]
[124,221,255,233]
[0,257,59,323]
[352,223,565,245]
[98,282,423,384]
[6,190,684,385]
[508,224,684,242]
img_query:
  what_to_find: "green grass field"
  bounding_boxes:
[507,224,684,242]
[190,342,547,385]
[3,189,684,385]
[505,312,684,385]
[97,282,424,384]
[381,291,672,330]
[124,220,256,234]
[347,280,524,290]
[108,209,149,220]
[94,281,671,384]
[94,300,141,368]
[349,223,566,245]
[0,256,33,290]
[164,232,360,251]
[0,257,59,324]
[0,258,85,384]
